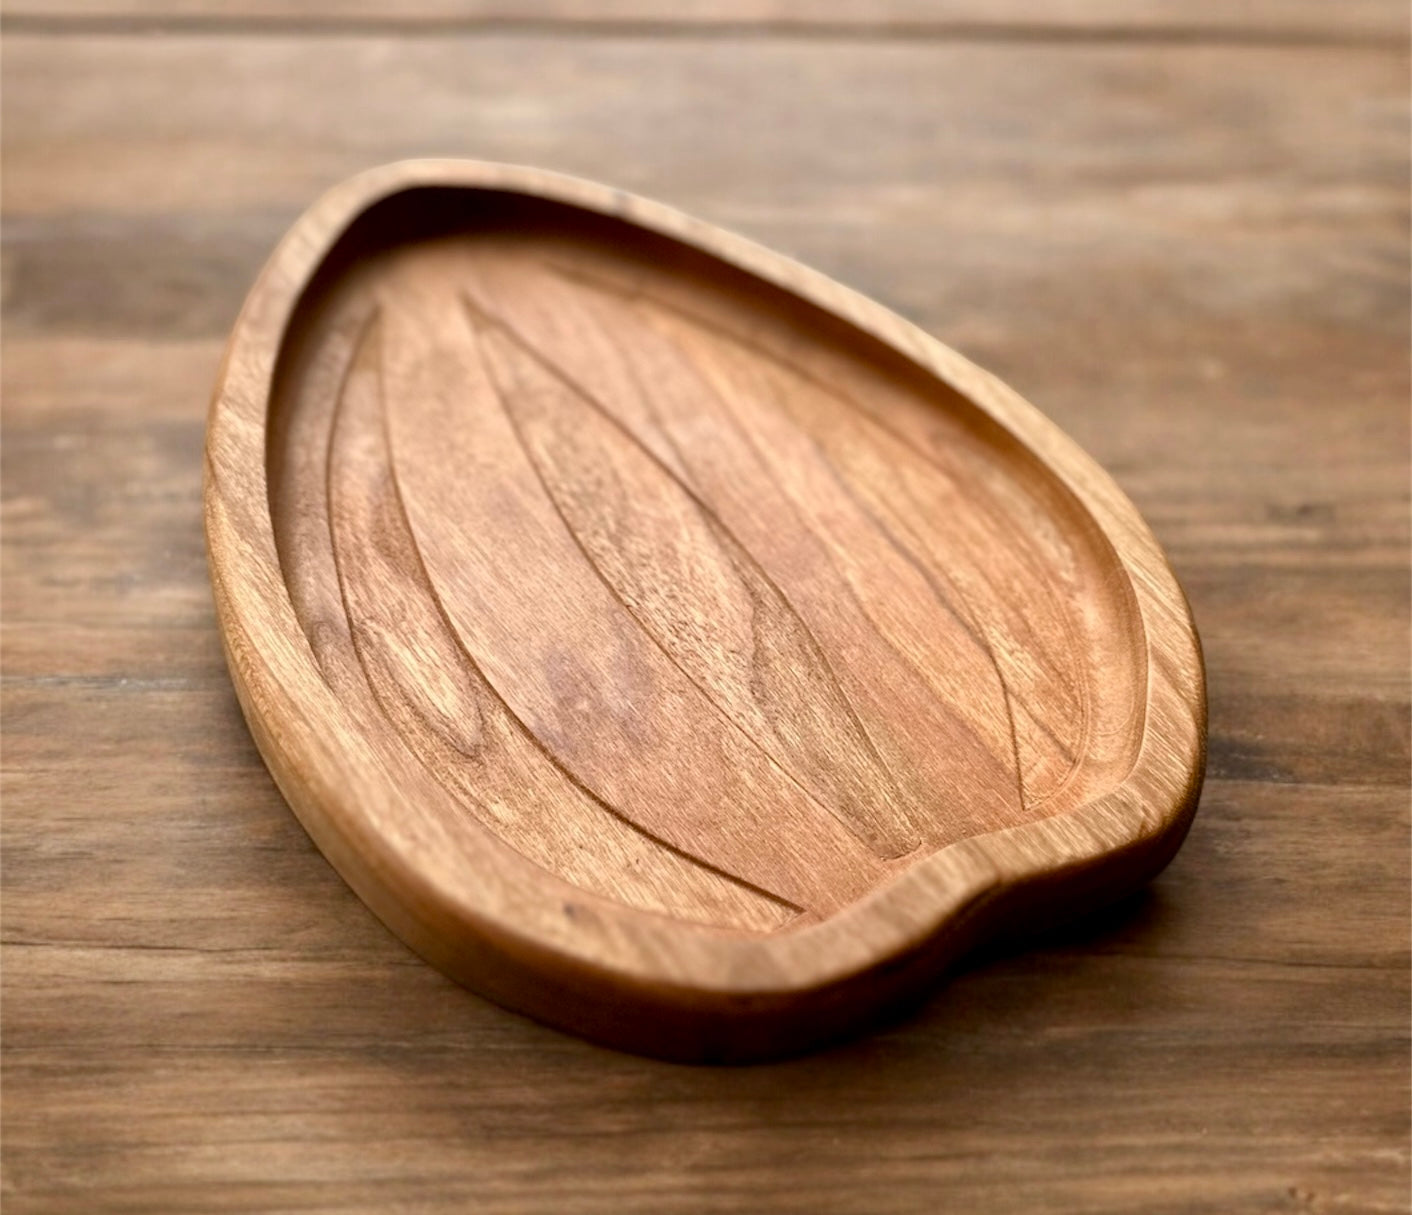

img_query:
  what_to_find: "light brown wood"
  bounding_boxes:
[203,161,1204,1059]
[4,16,1407,1210]
[3,0,1405,44]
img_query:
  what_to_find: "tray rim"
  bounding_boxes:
[204,158,1206,1047]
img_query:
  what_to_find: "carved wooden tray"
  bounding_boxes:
[205,160,1205,1062]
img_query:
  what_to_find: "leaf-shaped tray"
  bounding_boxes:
[205,160,1205,1061]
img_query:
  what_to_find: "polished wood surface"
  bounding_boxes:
[3,0,1408,1205]
[207,164,1202,1058]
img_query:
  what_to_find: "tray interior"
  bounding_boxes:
[264,187,1147,933]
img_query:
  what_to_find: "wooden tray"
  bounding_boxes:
[205,160,1206,1062]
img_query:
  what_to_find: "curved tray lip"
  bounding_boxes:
[205,157,1206,1004]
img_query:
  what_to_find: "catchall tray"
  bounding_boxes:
[205,160,1206,1062]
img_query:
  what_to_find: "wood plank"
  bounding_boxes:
[3,22,1408,1213]
[4,719,1406,966]
[2,0,1406,44]
[2,776,1407,1212]
[6,35,1408,220]
[4,997,1404,1215]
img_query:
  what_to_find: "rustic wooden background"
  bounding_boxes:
[3,2,1409,1211]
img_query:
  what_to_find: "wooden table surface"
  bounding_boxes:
[3,3,1408,1211]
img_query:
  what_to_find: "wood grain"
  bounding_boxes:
[3,11,1408,1211]
[205,165,1200,1057]
[2,0,1405,44]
